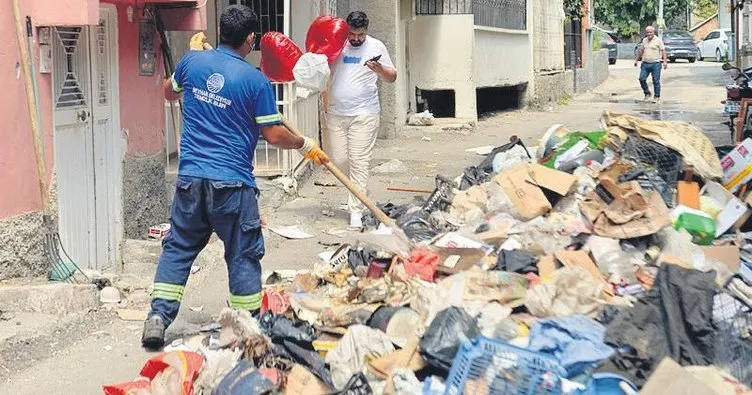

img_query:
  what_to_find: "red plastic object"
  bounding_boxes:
[306,16,349,63]
[405,248,440,282]
[260,32,303,82]
[140,351,204,395]
[102,378,150,395]
[261,289,290,315]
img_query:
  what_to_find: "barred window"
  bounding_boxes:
[473,0,526,30]
[415,0,527,30]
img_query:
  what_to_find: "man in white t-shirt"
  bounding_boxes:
[326,11,397,228]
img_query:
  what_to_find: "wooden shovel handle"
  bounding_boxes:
[280,115,395,227]
[13,1,50,215]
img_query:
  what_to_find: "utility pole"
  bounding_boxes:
[658,0,665,35]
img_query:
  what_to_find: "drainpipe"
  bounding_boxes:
[658,0,664,36]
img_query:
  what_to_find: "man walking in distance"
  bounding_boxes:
[635,26,668,103]
[326,11,397,228]
[141,5,329,349]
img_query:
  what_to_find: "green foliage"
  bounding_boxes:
[564,0,585,18]
[594,0,692,37]
[691,0,718,20]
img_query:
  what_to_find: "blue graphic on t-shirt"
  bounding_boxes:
[343,56,361,64]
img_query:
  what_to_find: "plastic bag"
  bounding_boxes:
[491,144,531,173]
[103,378,151,395]
[293,52,330,92]
[405,248,440,282]
[408,110,435,126]
[259,313,333,387]
[525,267,604,317]
[260,32,303,82]
[496,250,539,274]
[419,307,480,373]
[213,360,276,395]
[325,325,395,389]
[305,16,349,63]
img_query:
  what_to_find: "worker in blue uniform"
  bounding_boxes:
[142,4,329,349]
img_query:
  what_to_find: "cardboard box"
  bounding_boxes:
[701,181,750,237]
[721,138,752,193]
[493,164,577,220]
[148,223,170,240]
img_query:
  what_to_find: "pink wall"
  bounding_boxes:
[0,1,56,219]
[109,2,167,157]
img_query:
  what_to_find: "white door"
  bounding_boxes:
[53,5,122,271]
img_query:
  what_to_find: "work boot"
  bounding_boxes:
[653,97,661,104]
[643,94,652,102]
[141,315,166,350]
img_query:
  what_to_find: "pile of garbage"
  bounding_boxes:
[105,110,752,394]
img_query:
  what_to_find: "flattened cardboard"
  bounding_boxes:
[701,245,741,272]
[581,184,671,239]
[434,247,486,274]
[284,364,332,395]
[641,358,716,395]
[554,250,613,296]
[494,164,577,220]
[536,256,559,278]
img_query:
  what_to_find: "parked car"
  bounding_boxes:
[594,29,618,64]
[697,28,731,62]
[633,30,698,63]
[662,30,698,63]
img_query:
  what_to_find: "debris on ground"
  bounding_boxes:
[107,110,752,394]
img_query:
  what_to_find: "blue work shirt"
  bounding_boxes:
[170,45,281,188]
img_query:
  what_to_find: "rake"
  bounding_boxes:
[13,2,87,283]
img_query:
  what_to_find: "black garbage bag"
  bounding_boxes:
[396,208,440,242]
[600,264,716,387]
[459,166,491,191]
[495,250,539,274]
[213,359,276,395]
[477,138,532,174]
[361,202,411,229]
[259,313,334,387]
[347,247,377,271]
[419,307,480,374]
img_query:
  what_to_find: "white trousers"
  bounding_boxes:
[323,113,380,214]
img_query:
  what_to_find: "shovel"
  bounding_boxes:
[279,115,413,249]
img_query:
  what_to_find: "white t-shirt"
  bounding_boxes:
[328,36,394,116]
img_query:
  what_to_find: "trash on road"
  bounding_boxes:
[108,110,752,394]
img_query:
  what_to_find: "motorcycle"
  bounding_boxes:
[722,62,752,142]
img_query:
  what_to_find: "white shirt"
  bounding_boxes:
[328,36,394,116]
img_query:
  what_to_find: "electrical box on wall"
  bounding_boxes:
[38,27,52,74]
[139,21,157,76]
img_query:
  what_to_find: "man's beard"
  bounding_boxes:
[350,39,364,47]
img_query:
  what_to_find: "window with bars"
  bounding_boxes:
[228,0,284,48]
[415,0,526,30]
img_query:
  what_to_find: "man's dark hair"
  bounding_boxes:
[346,11,369,29]
[219,5,259,48]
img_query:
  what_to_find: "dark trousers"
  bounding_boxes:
[149,176,264,326]
[639,62,662,98]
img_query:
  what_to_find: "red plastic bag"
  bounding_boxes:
[260,32,303,82]
[305,16,349,63]
[405,248,440,282]
[103,378,151,395]
[140,351,203,395]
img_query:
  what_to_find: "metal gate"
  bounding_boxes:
[564,17,582,69]
[254,83,321,177]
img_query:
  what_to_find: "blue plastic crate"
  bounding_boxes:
[445,337,567,395]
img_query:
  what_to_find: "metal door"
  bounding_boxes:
[53,26,97,269]
[89,5,123,269]
[53,5,121,270]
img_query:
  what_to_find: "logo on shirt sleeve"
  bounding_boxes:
[207,73,225,93]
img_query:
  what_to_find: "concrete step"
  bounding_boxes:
[0,283,98,315]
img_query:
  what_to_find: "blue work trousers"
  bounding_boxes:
[639,62,662,98]
[149,176,265,326]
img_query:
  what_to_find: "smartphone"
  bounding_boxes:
[364,54,382,66]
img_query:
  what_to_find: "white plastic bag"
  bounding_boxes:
[293,52,330,92]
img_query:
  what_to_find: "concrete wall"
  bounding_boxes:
[474,27,532,88]
[338,0,403,139]
[408,15,476,119]
[532,49,609,105]
[720,0,731,29]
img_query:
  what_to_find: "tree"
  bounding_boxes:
[691,0,718,20]
[594,0,692,37]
